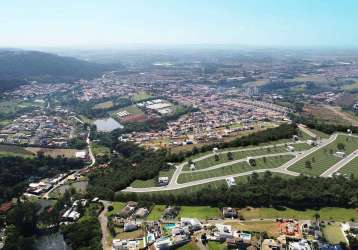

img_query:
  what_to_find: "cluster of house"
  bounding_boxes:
[24,171,76,196]
[61,199,88,223]
[3,82,71,99]
[0,109,84,147]
[137,99,173,116]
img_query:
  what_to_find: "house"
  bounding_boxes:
[189,163,196,171]
[262,239,280,250]
[336,151,346,158]
[222,207,238,218]
[123,221,138,232]
[214,224,233,240]
[158,177,169,186]
[225,177,236,187]
[134,208,149,218]
[112,239,142,250]
[162,206,180,220]
[287,146,295,152]
[181,218,202,231]
[288,239,311,250]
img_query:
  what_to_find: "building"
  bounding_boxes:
[288,240,311,250]
[222,207,238,218]
[158,177,169,186]
[181,218,202,231]
[225,177,236,187]
[262,239,280,250]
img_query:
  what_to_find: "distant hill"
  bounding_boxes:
[0,50,122,90]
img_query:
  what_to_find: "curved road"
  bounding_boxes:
[123,132,357,193]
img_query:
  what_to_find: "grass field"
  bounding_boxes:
[224,221,280,237]
[177,242,200,250]
[0,144,34,157]
[288,134,358,176]
[239,207,358,221]
[130,167,176,188]
[338,157,358,177]
[106,202,125,217]
[178,155,294,183]
[207,241,227,250]
[184,145,290,171]
[25,147,79,158]
[147,205,166,221]
[93,100,114,110]
[322,223,347,244]
[178,206,221,219]
[132,91,152,102]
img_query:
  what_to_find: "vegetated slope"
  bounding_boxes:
[0,50,122,89]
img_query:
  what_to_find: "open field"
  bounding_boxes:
[306,128,330,139]
[111,104,144,117]
[0,144,34,157]
[322,223,347,244]
[207,241,227,250]
[93,100,113,110]
[130,167,176,188]
[304,105,358,126]
[25,147,79,158]
[288,135,358,176]
[338,157,358,177]
[147,205,166,221]
[132,91,152,102]
[106,202,125,217]
[224,221,280,237]
[184,145,290,171]
[178,206,221,219]
[177,242,200,250]
[178,155,294,183]
[239,207,358,221]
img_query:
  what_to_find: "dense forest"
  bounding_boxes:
[0,50,122,89]
[0,156,84,202]
[116,172,358,210]
[88,123,298,199]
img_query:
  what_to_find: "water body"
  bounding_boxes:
[36,232,70,250]
[93,117,123,132]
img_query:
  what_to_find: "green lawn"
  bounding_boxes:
[147,205,166,221]
[0,144,34,157]
[178,206,221,219]
[132,91,152,102]
[322,223,347,244]
[308,128,330,139]
[177,242,200,250]
[178,155,294,183]
[207,241,228,250]
[106,202,125,217]
[130,167,176,188]
[288,134,358,176]
[239,207,358,221]
[292,143,312,151]
[184,145,289,171]
[93,100,114,110]
[111,104,144,117]
[338,157,358,177]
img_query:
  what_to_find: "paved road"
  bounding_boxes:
[298,124,317,138]
[123,132,356,193]
[320,149,358,177]
[181,152,296,173]
[99,200,112,250]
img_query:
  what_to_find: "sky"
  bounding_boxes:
[1,0,358,49]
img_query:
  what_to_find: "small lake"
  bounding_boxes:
[36,232,70,250]
[93,117,123,132]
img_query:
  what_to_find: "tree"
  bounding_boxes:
[305,160,312,169]
[337,143,346,151]
[227,151,234,161]
[214,154,220,161]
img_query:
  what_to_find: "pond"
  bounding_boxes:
[36,232,70,250]
[93,117,123,132]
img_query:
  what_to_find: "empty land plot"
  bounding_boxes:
[178,155,294,184]
[292,143,312,151]
[132,91,152,102]
[178,206,221,219]
[93,100,114,110]
[184,145,289,171]
[322,223,347,244]
[112,105,144,116]
[26,147,79,158]
[288,135,358,176]
[239,207,358,221]
[106,202,125,217]
[147,205,166,221]
[0,144,34,157]
[224,221,280,238]
[338,157,358,177]
[130,167,176,188]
